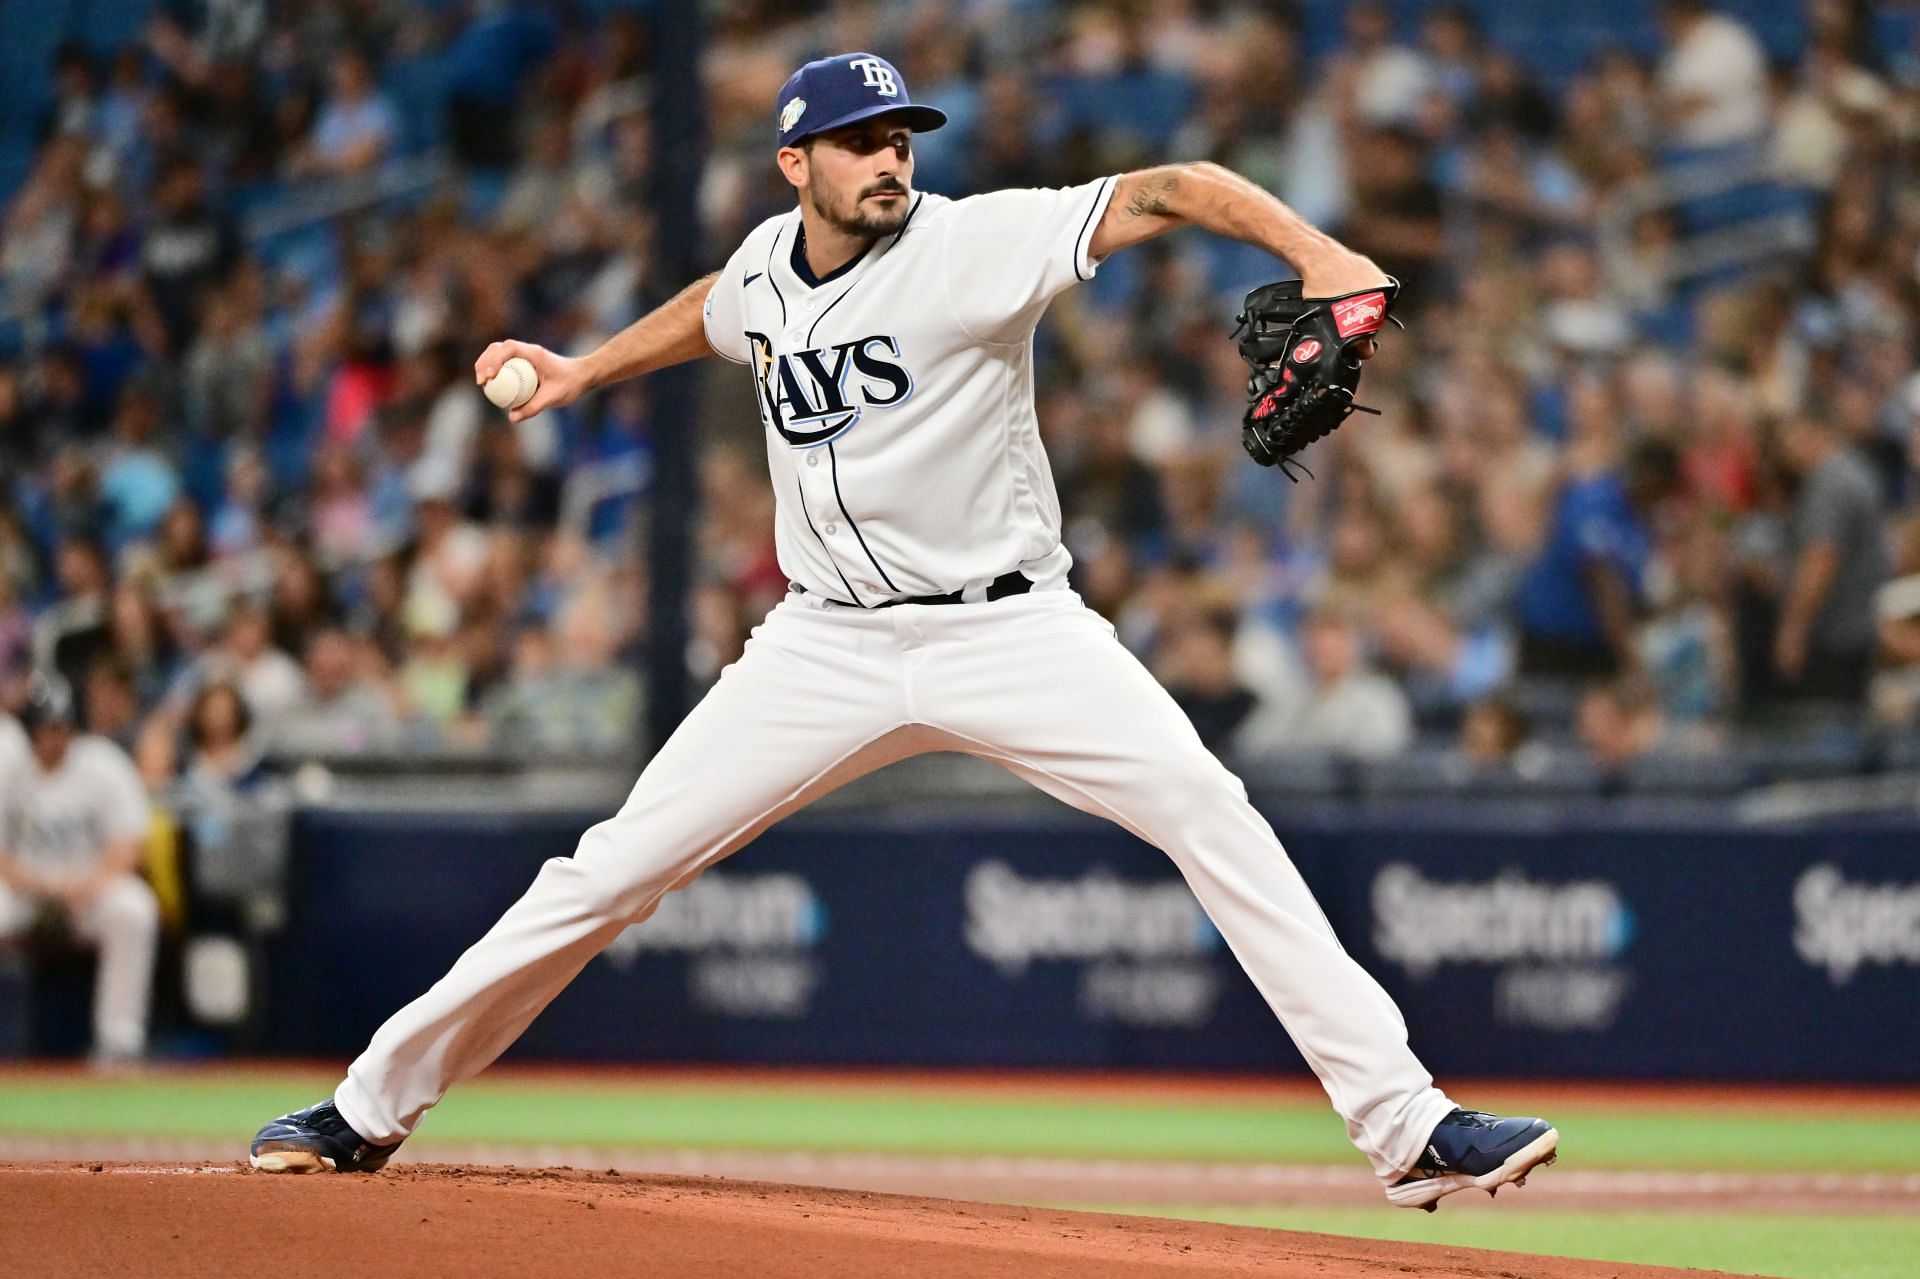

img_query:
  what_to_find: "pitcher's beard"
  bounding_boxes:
[812,186,911,238]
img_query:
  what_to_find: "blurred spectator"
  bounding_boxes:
[208,449,272,559]
[468,421,562,529]
[1333,1,1432,129]
[289,47,398,179]
[274,628,400,756]
[1342,126,1446,302]
[1458,696,1532,767]
[1237,607,1412,760]
[185,603,306,726]
[37,537,113,688]
[1059,401,1169,550]
[309,446,376,570]
[1638,521,1735,724]
[0,565,32,681]
[1577,674,1669,774]
[1152,597,1264,755]
[98,379,183,548]
[1774,414,1888,702]
[180,681,267,800]
[687,583,751,693]
[397,619,469,735]
[267,550,339,656]
[483,591,640,759]
[103,583,179,712]
[1656,0,1770,149]
[1538,245,1631,357]
[139,156,240,353]
[82,656,142,753]
[407,461,489,633]
[168,680,286,929]
[1871,514,1920,727]
[1515,439,1681,680]
[182,272,274,442]
[3,137,85,315]
[1419,5,1482,114]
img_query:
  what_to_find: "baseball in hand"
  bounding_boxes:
[483,356,539,411]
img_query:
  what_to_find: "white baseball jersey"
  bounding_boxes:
[703,178,1118,605]
[0,714,25,785]
[0,734,149,872]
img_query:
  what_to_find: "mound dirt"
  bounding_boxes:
[2,1162,1750,1278]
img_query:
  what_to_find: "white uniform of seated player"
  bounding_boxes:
[0,674,159,1064]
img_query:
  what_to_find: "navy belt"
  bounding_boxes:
[796,570,1033,608]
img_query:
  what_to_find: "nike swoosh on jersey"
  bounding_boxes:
[744,272,764,286]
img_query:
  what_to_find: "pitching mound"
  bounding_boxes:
[3,1163,1745,1278]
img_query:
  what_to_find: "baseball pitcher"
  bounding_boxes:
[254,52,1557,1212]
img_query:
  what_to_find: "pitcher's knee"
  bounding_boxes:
[547,822,703,922]
[1140,752,1251,832]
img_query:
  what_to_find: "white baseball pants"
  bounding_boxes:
[0,875,158,1058]
[335,588,1456,1180]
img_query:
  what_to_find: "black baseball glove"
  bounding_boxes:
[1233,277,1400,479]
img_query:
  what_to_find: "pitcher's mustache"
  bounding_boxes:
[863,181,907,197]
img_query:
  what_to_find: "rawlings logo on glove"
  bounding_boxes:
[1233,277,1401,479]
[1330,292,1389,338]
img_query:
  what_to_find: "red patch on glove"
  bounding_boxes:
[1330,292,1388,339]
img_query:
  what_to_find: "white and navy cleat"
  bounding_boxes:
[1386,1108,1559,1212]
[250,1099,401,1174]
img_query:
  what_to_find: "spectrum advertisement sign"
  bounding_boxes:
[272,808,1920,1080]
[1314,822,1920,1081]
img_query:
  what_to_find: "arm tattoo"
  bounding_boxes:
[1123,170,1180,219]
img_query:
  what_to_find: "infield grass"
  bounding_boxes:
[1088,1205,1920,1279]
[0,1070,1916,1172]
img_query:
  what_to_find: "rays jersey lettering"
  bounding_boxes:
[748,332,914,448]
[701,177,1120,603]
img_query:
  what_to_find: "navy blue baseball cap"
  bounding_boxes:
[775,52,947,148]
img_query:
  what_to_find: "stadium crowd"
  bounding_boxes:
[4,0,1920,820]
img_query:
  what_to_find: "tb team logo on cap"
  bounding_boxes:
[774,52,948,147]
[848,57,898,96]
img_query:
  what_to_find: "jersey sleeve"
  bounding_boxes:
[702,243,754,365]
[939,177,1120,343]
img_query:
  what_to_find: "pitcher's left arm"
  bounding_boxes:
[1090,163,1385,298]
